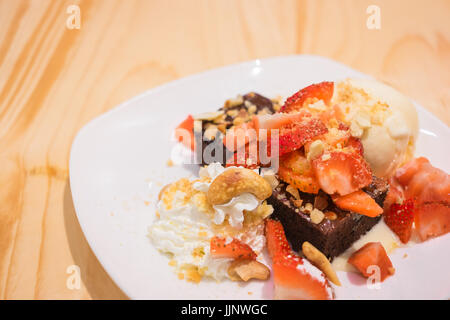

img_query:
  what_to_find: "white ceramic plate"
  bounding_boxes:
[70,55,450,300]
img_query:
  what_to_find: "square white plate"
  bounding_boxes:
[70,55,450,299]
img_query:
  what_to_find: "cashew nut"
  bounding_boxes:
[207,168,272,205]
[227,259,270,281]
[302,241,341,286]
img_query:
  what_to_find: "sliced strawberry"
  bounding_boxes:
[383,198,415,243]
[280,82,334,113]
[388,158,450,242]
[394,157,450,205]
[395,157,429,186]
[265,220,333,300]
[265,219,292,260]
[333,190,383,217]
[278,150,321,194]
[254,111,310,130]
[383,176,405,214]
[277,118,328,156]
[254,112,328,156]
[226,141,261,169]
[346,136,364,156]
[321,127,351,148]
[278,167,321,194]
[314,104,345,124]
[223,120,258,152]
[404,164,450,204]
[348,242,394,282]
[304,125,363,154]
[174,115,195,151]
[272,257,334,300]
[210,237,256,260]
[312,151,372,196]
[414,202,450,241]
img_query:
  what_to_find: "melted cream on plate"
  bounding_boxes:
[331,220,399,272]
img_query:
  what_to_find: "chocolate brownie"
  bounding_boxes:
[195,92,280,165]
[267,176,389,259]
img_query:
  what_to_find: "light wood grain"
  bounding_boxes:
[0,0,448,300]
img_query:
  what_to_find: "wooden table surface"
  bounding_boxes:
[0,0,448,300]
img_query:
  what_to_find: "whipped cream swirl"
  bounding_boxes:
[193,163,261,228]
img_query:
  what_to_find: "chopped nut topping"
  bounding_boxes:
[193,120,203,133]
[252,201,274,220]
[257,108,271,116]
[168,259,177,266]
[307,99,327,111]
[293,199,303,208]
[217,124,227,133]
[303,202,313,213]
[193,111,224,121]
[276,193,285,200]
[228,259,270,281]
[350,121,363,138]
[204,124,218,140]
[227,109,239,117]
[314,194,328,211]
[262,173,279,190]
[354,110,371,129]
[271,95,283,103]
[310,208,324,224]
[328,118,339,128]
[324,211,337,220]
[213,113,227,124]
[225,96,244,108]
[307,139,325,161]
[238,108,249,118]
[166,159,174,167]
[233,117,244,126]
[244,100,254,109]
[286,185,300,200]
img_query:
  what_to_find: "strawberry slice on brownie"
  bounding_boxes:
[280,82,334,114]
[312,150,373,196]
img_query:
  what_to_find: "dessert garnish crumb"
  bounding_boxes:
[166,159,174,167]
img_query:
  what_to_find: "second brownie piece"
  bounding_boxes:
[197,92,279,166]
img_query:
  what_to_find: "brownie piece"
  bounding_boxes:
[196,92,279,166]
[267,176,389,259]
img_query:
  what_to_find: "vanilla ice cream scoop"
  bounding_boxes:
[332,78,419,178]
